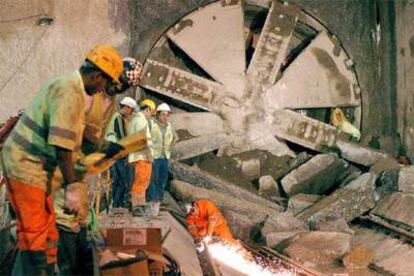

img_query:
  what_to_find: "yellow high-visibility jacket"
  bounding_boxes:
[149,119,174,159]
[1,71,86,192]
[128,112,153,163]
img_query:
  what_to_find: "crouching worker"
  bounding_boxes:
[184,199,238,245]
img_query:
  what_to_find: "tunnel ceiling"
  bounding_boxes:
[134,0,365,160]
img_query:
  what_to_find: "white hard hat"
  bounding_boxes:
[157,103,171,112]
[120,97,137,109]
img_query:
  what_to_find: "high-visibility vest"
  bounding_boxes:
[149,119,174,159]
[104,112,127,143]
[1,71,86,192]
[128,112,153,162]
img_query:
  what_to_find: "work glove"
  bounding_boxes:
[102,142,125,159]
[64,182,88,215]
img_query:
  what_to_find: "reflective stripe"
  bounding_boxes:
[10,132,57,171]
[188,224,198,229]
[49,127,76,141]
[20,114,47,138]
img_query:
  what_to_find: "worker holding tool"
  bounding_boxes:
[1,44,123,275]
[184,199,238,245]
[53,57,143,275]
[128,98,156,216]
[146,103,175,216]
[105,96,137,208]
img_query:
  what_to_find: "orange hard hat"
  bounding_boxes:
[86,45,123,84]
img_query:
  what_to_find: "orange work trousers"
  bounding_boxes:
[7,178,58,264]
[131,160,152,205]
[213,224,238,245]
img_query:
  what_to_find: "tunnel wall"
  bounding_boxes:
[395,1,414,161]
[0,0,130,120]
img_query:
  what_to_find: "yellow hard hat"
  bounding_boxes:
[140,99,156,111]
[86,45,123,84]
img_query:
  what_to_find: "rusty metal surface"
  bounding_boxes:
[265,31,361,109]
[247,0,299,87]
[167,0,246,95]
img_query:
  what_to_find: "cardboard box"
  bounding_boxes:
[99,228,163,276]
[105,228,162,254]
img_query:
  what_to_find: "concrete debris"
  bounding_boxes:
[283,231,351,267]
[352,226,414,276]
[258,175,280,199]
[265,231,303,249]
[371,192,414,229]
[398,166,414,193]
[287,194,322,216]
[281,153,348,197]
[240,157,261,180]
[170,161,282,211]
[221,210,261,242]
[261,212,308,237]
[336,139,391,167]
[170,179,282,221]
[309,217,354,235]
[369,157,400,176]
[375,169,399,195]
[342,245,374,269]
[297,173,377,223]
[338,165,362,187]
[282,152,313,177]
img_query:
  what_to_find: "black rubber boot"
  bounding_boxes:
[45,263,55,276]
[12,250,47,276]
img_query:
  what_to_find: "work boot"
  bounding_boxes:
[12,250,47,276]
[132,205,146,217]
[45,263,55,276]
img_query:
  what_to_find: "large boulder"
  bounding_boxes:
[221,210,261,241]
[261,212,308,237]
[283,231,351,267]
[287,194,322,215]
[398,166,414,194]
[370,192,414,229]
[309,217,354,234]
[258,175,280,199]
[265,231,303,249]
[297,173,377,223]
[281,153,348,196]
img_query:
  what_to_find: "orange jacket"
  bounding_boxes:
[186,199,227,238]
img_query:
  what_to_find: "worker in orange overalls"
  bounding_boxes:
[1,45,123,275]
[184,199,238,245]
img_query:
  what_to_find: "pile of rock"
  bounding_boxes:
[168,146,414,274]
